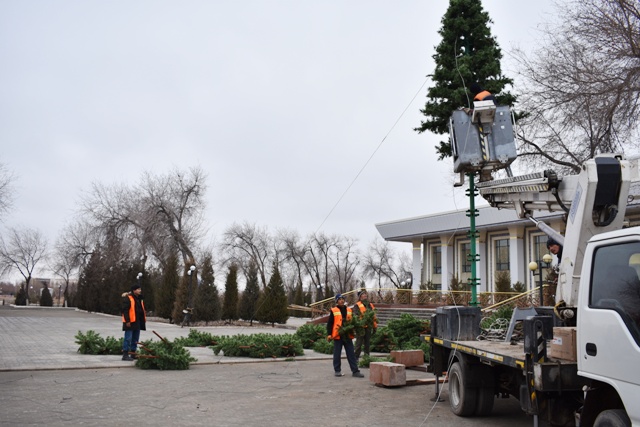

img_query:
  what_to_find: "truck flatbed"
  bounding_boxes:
[425,335,526,369]
[425,334,583,394]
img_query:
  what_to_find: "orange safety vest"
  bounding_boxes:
[355,301,378,329]
[330,306,353,339]
[122,295,146,323]
[474,90,492,101]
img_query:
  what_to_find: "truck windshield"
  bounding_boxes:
[590,242,640,345]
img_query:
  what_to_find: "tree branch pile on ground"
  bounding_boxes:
[135,332,197,370]
[210,333,303,359]
[74,330,123,355]
[173,328,217,347]
[295,323,326,349]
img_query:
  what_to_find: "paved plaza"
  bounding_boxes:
[0,305,532,426]
[0,305,318,371]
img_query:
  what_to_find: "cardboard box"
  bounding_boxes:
[549,327,577,362]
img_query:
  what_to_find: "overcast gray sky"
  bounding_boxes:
[0,1,553,277]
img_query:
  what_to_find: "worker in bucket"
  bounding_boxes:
[547,237,563,261]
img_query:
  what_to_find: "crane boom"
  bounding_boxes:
[478,154,632,308]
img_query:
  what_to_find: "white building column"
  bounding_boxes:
[508,226,526,286]
[440,236,454,291]
[421,238,429,287]
[411,240,422,291]
[477,230,488,292]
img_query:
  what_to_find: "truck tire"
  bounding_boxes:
[448,361,477,416]
[472,364,495,416]
[475,386,495,416]
[594,409,631,427]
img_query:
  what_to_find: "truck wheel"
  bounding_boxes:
[594,409,631,427]
[475,386,495,416]
[474,366,495,416]
[448,361,477,416]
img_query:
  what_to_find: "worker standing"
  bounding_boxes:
[121,283,146,361]
[353,289,377,361]
[326,294,364,378]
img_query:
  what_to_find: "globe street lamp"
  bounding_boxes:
[187,265,196,307]
[529,253,554,306]
[400,275,413,304]
[137,272,143,285]
[182,265,196,327]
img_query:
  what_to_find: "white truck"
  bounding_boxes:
[427,103,640,426]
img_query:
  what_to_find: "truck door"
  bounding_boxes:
[579,239,640,417]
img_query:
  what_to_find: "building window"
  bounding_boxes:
[534,234,548,261]
[461,242,471,273]
[432,246,441,274]
[495,239,510,271]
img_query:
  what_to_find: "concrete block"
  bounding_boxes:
[369,362,406,386]
[390,350,424,367]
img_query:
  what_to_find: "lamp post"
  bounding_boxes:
[540,254,552,305]
[187,265,195,308]
[401,275,413,304]
[136,272,143,286]
[183,265,196,327]
[529,253,554,306]
[58,285,62,307]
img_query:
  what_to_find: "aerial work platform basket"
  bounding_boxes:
[449,102,516,175]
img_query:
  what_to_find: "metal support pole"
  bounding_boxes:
[539,262,544,306]
[431,373,445,402]
[188,272,193,308]
[466,172,480,306]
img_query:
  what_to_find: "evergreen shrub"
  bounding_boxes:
[358,354,392,368]
[40,287,53,307]
[371,313,431,361]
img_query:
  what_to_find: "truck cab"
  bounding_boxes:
[578,228,640,426]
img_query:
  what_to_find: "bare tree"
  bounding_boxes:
[327,236,360,295]
[295,232,362,298]
[277,228,307,295]
[137,167,206,266]
[362,238,410,289]
[512,0,640,172]
[50,231,85,306]
[0,161,16,220]
[80,167,207,268]
[56,221,99,268]
[302,233,334,299]
[0,227,48,292]
[220,222,273,288]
